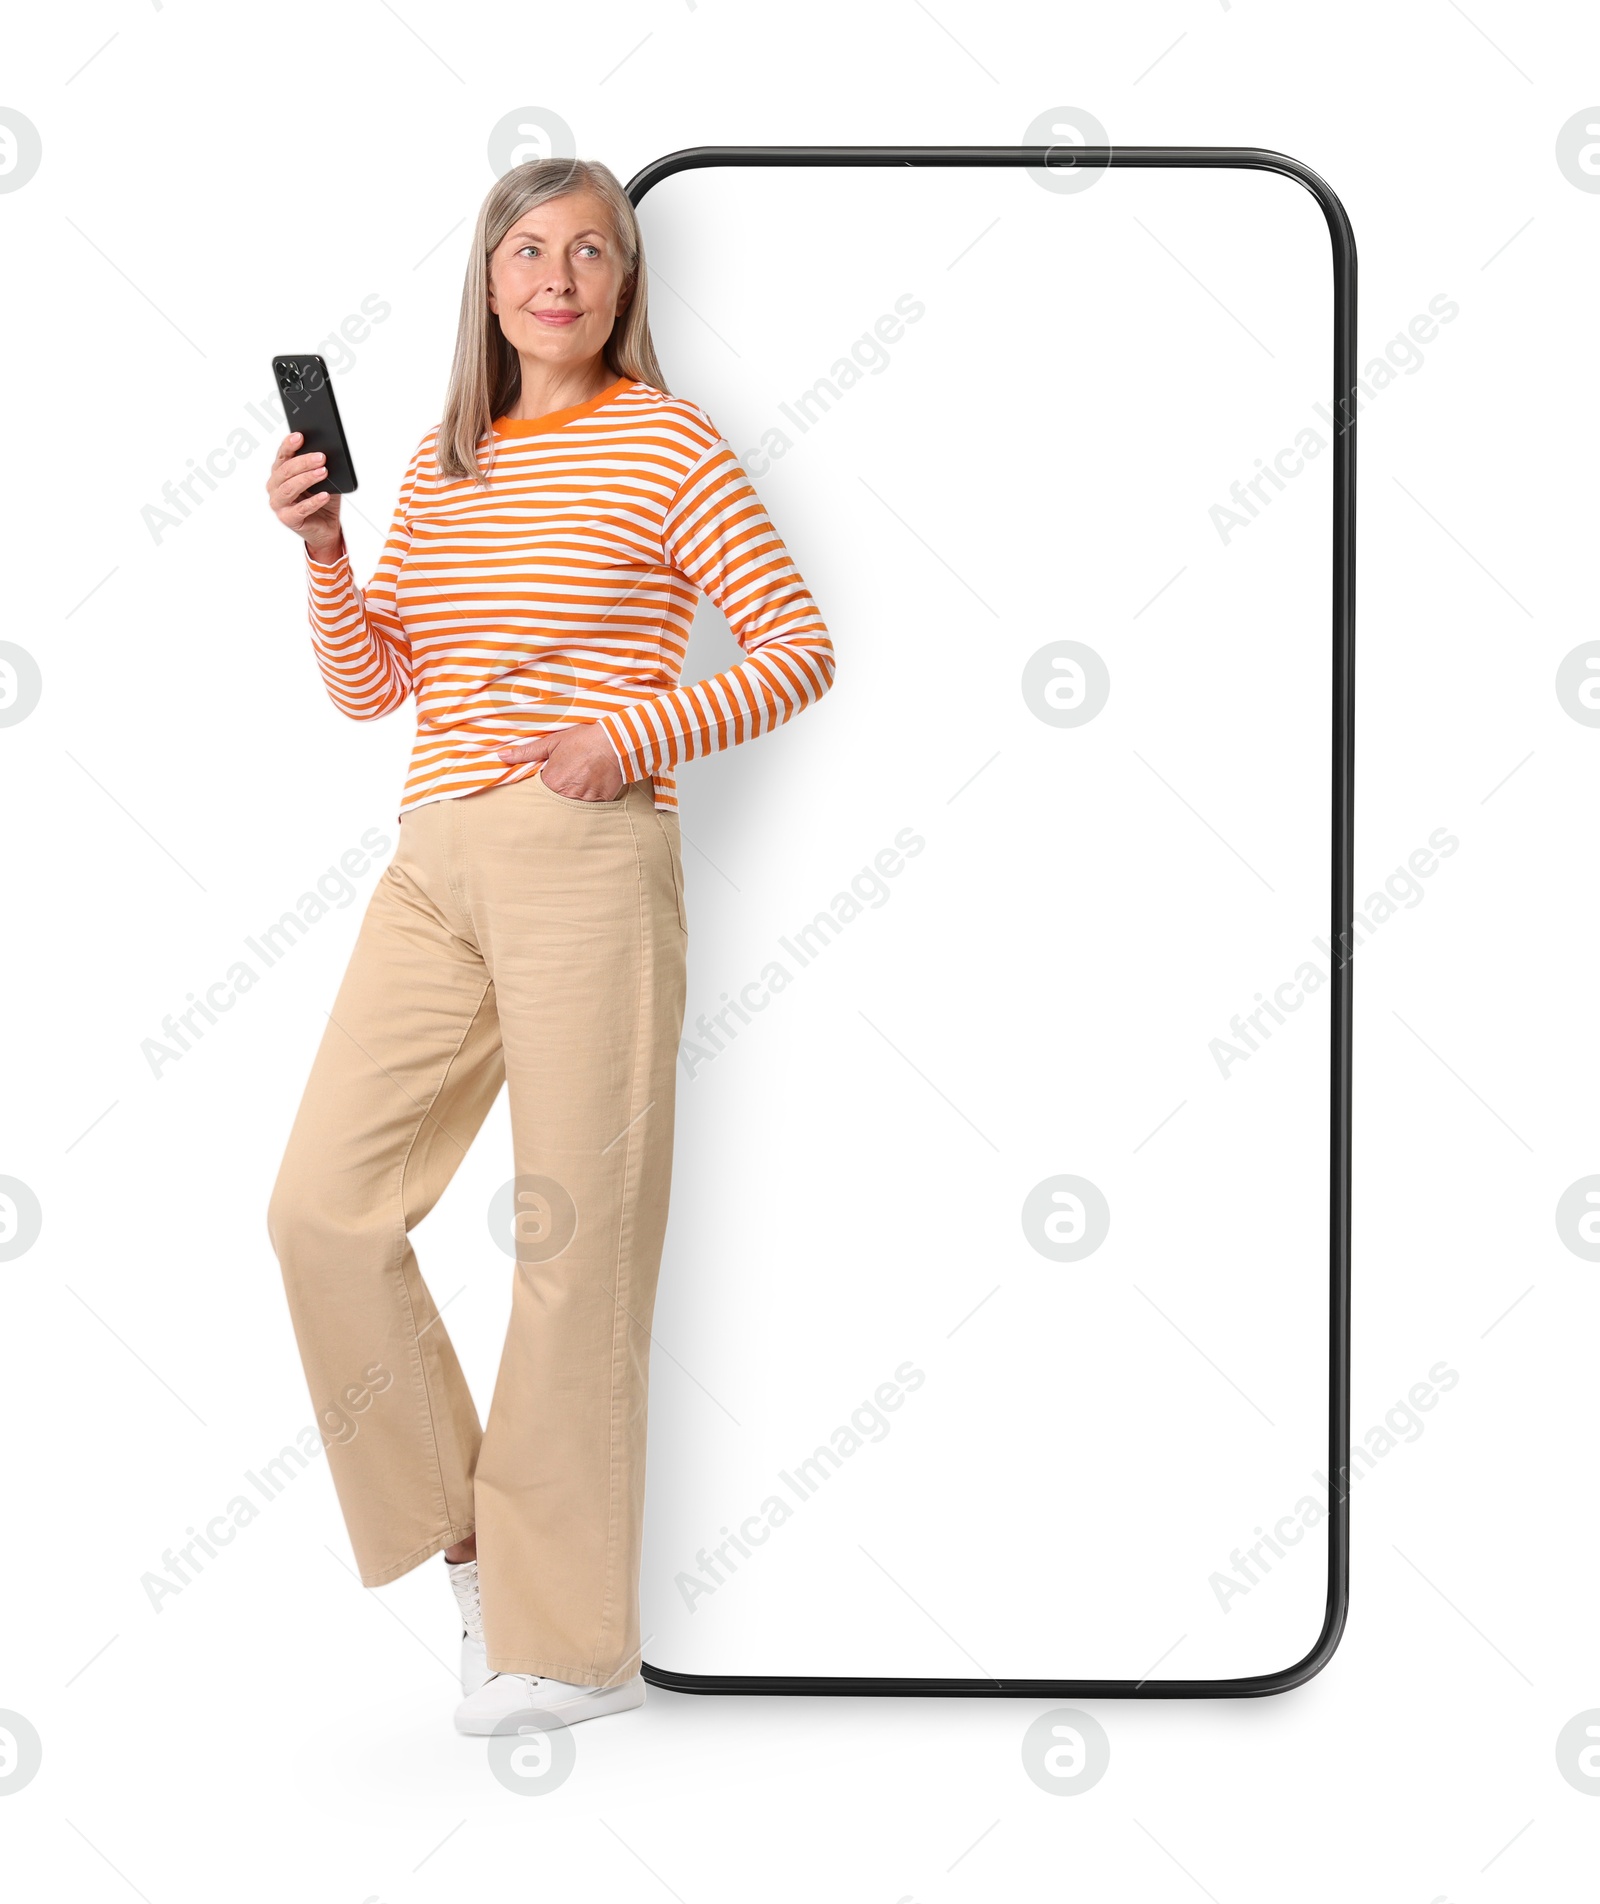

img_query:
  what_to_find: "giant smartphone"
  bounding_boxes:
[628,147,1354,1701]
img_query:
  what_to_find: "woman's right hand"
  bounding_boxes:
[268,431,344,563]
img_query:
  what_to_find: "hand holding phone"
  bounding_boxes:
[267,355,357,562]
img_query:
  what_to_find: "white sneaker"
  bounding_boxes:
[453,1670,646,1734]
[445,1558,489,1697]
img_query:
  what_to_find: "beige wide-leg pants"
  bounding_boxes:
[266,768,688,1687]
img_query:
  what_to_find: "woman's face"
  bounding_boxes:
[486,190,632,372]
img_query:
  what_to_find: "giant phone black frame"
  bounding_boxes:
[627,144,1355,1701]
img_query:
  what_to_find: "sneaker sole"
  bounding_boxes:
[454,1676,646,1735]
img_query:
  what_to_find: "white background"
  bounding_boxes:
[2,2,1597,1899]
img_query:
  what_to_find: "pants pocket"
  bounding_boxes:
[659,813,688,934]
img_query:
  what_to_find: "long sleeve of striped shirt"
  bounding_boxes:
[593,438,836,785]
[302,436,426,719]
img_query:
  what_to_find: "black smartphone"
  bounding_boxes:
[271,354,358,495]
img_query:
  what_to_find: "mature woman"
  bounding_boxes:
[265,157,835,1735]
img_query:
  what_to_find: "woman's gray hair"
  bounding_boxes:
[436,157,670,485]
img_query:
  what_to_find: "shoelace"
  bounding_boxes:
[449,1562,485,1645]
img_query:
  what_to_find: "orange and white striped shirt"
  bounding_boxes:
[303,374,835,819]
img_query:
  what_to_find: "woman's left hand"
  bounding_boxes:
[499,724,627,801]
